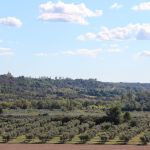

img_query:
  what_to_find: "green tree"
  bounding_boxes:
[79,134,89,143]
[140,134,150,145]
[0,106,3,114]
[39,134,49,143]
[26,133,33,143]
[2,133,11,143]
[106,105,122,124]
[123,112,131,122]
[100,133,109,144]
[60,133,69,143]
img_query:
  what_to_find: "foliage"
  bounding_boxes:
[123,112,131,122]
[106,105,123,124]
[0,73,150,111]
[0,106,3,114]
[0,113,149,144]
[140,131,150,145]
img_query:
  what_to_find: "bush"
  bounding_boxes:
[79,134,89,143]
[140,133,150,145]
[123,112,131,122]
[2,133,11,143]
[0,107,3,114]
[101,122,112,130]
[106,106,123,125]
[130,120,137,127]
[60,132,69,143]
[26,133,33,142]
[119,133,131,144]
[100,133,109,143]
[39,134,49,143]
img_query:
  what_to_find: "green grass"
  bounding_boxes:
[0,136,3,143]
[48,137,60,144]
[87,135,100,144]
[105,136,123,145]
[87,132,105,144]
[67,134,81,144]
[29,137,41,144]
[9,135,26,144]
[128,132,145,145]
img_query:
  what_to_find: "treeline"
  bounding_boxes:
[0,73,150,111]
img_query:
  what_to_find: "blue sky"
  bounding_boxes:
[0,0,150,82]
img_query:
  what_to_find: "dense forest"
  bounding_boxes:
[0,73,150,111]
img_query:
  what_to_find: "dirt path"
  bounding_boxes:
[0,144,150,150]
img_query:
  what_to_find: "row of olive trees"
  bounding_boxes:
[119,119,150,144]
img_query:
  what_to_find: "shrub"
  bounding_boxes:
[60,132,69,143]
[140,133,150,145]
[100,133,109,143]
[0,107,3,114]
[106,105,123,124]
[26,133,33,142]
[2,133,11,143]
[79,134,89,143]
[123,112,131,122]
[39,134,49,143]
[119,133,131,144]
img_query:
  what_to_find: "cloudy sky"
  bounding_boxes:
[0,0,150,82]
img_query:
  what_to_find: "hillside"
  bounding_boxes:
[0,73,150,145]
[0,73,150,111]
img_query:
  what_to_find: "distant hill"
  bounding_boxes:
[0,73,150,110]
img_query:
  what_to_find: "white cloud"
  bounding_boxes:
[62,49,101,57]
[78,23,150,41]
[0,48,13,56]
[0,17,22,28]
[107,45,122,53]
[110,3,123,10]
[35,52,48,57]
[107,48,121,53]
[39,1,103,25]
[78,32,97,41]
[132,2,150,11]
[136,50,150,58]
